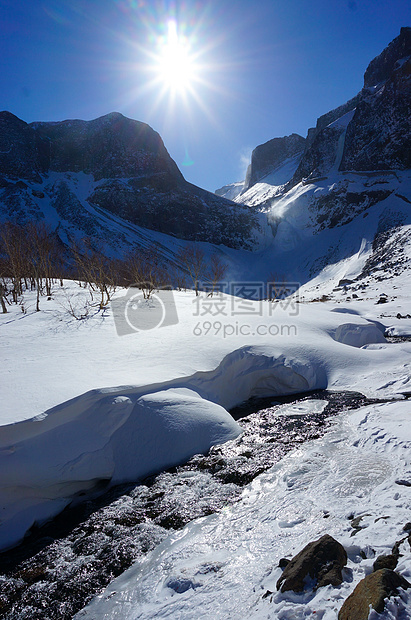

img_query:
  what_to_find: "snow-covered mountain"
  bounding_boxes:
[0,112,259,252]
[215,27,411,293]
[215,134,305,203]
[244,133,306,192]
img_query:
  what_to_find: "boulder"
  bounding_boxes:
[276,534,347,593]
[338,569,411,619]
[373,554,398,571]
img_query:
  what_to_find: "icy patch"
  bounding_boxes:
[274,399,328,417]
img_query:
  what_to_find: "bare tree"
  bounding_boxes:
[0,283,7,313]
[71,238,118,310]
[121,246,169,299]
[26,221,61,311]
[206,253,228,297]
[0,222,30,303]
[176,243,207,296]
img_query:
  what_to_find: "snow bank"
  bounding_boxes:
[333,322,386,347]
[188,345,325,409]
[386,323,411,337]
[0,388,241,550]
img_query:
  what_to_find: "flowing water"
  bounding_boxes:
[0,390,387,619]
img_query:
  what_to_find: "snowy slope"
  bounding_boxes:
[71,241,411,620]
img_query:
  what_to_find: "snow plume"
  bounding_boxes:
[239,145,252,181]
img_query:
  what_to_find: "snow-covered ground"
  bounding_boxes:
[1,275,411,542]
[77,399,411,619]
[70,268,411,620]
[1,229,411,616]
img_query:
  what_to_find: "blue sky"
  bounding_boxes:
[1,0,410,192]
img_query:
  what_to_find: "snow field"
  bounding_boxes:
[0,281,410,566]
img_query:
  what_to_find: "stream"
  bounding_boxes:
[0,390,387,619]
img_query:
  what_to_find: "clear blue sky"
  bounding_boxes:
[1,0,410,192]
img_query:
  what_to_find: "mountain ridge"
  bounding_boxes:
[0,111,259,251]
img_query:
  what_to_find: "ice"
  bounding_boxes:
[272,399,328,417]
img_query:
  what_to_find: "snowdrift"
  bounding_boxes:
[0,387,241,550]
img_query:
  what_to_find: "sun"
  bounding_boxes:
[155,20,197,93]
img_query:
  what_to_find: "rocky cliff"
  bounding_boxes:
[292,27,411,185]
[243,133,305,192]
[0,112,258,250]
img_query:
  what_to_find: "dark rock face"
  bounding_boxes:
[340,57,411,172]
[0,112,43,182]
[304,94,361,151]
[32,112,183,183]
[364,27,411,88]
[0,112,258,249]
[244,133,305,191]
[276,534,347,593]
[292,125,344,183]
[310,179,394,231]
[338,569,411,619]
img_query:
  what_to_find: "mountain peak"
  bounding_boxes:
[364,26,411,88]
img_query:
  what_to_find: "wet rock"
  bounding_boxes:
[338,569,411,619]
[373,554,398,571]
[276,534,347,593]
[350,513,370,536]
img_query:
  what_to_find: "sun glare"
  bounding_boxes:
[156,20,197,92]
[121,5,224,134]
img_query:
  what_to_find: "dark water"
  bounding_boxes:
[385,334,411,343]
[0,390,386,619]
